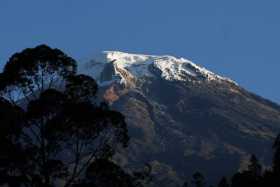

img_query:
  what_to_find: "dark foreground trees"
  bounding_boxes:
[217,133,280,187]
[181,133,280,187]
[0,45,149,187]
[191,172,205,187]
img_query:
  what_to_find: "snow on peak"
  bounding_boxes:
[79,51,237,85]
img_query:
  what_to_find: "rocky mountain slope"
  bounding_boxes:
[79,51,280,186]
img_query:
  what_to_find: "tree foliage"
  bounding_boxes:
[191,172,205,187]
[218,177,229,187]
[0,45,77,104]
[0,45,133,187]
[273,134,280,175]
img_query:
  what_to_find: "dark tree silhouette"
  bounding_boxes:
[0,45,76,104]
[85,159,135,187]
[231,154,264,187]
[74,159,151,187]
[182,181,188,187]
[218,177,229,187]
[0,45,130,187]
[262,170,276,187]
[65,74,98,103]
[131,164,152,187]
[231,172,246,187]
[176,133,280,187]
[191,172,205,187]
[273,134,280,175]
[248,154,262,178]
[0,98,27,187]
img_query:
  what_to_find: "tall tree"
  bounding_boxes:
[0,45,129,187]
[231,156,262,187]
[248,154,262,178]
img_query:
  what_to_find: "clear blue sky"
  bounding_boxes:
[1,0,280,103]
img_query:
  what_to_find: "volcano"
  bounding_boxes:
[79,51,280,186]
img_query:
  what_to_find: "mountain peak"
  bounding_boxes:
[79,51,237,86]
[78,51,280,186]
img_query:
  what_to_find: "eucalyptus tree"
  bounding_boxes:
[0,45,130,187]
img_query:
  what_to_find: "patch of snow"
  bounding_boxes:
[105,51,155,78]
[79,51,237,85]
[79,60,106,80]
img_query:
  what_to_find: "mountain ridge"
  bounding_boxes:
[79,51,237,86]
[79,51,280,186]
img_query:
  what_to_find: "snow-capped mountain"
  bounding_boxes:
[79,51,280,186]
[80,51,236,86]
